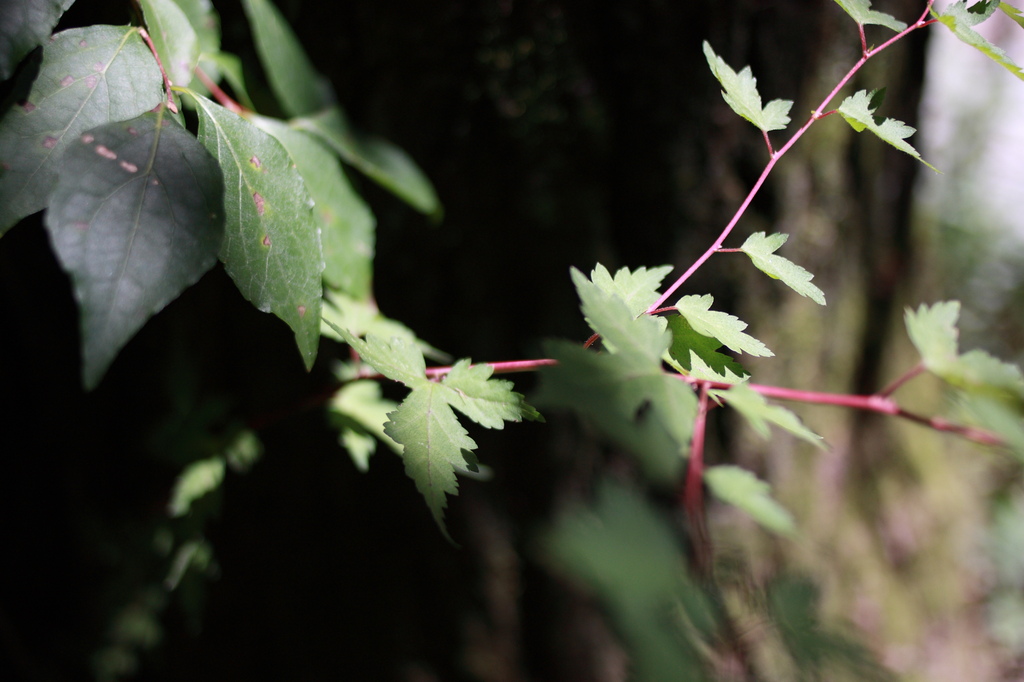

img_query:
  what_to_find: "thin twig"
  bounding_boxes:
[138,28,178,114]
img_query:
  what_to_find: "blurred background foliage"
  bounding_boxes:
[2,0,1023,680]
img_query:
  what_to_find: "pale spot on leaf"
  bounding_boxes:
[60,75,74,87]
[249,155,261,169]
[262,234,271,247]
[95,145,116,160]
[78,39,87,48]
[127,127,138,136]
[84,75,98,89]
[42,136,58,149]
[92,62,104,72]
[253,192,265,216]
[20,101,35,113]
[119,160,138,173]
[73,221,89,231]
[297,305,307,318]
[81,133,94,143]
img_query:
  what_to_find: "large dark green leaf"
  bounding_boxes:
[188,92,322,368]
[240,0,332,117]
[296,106,442,217]
[0,25,164,234]
[0,0,75,81]
[251,115,375,299]
[45,110,224,389]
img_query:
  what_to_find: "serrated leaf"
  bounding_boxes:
[589,263,674,316]
[832,0,907,31]
[711,384,824,447]
[294,106,441,217]
[240,0,333,118]
[905,300,961,372]
[535,340,693,483]
[0,25,164,234]
[705,465,796,535]
[168,456,225,517]
[959,394,1024,459]
[573,267,671,367]
[703,41,793,132]
[688,353,748,384]
[675,294,773,357]
[329,380,400,471]
[45,110,223,389]
[442,360,541,428]
[542,481,715,680]
[838,89,936,169]
[0,0,75,80]
[739,232,826,305]
[322,292,449,363]
[665,315,749,377]
[188,92,322,368]
[1002,2,1024,29]
[139,0,199,88]
[936,0,1024,81]
[335,329,427,387]
[251,115,375,299]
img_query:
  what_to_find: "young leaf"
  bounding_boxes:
[837,89,937,169]
[294,106,442,217]
[665,315,749,378]
[45,110,224,389]
[588,263,674,316]
[711,384,824,448]
[188,92,323,369]
[329,380,400,472]
[702,41,793,132]
[687,353,748,383]
[167,457,225,517]
[705,465,796,535]
[739,232,826,305]
[322,292,449,363]
[139,0,199,87]
[240,0,333,117]
[832,0,907,32]
[675,294,773,357]
[573,268,671,367]
[0,0,76,80]
[168,0,222,93]
[936,0,1024,81]
[1002,2,1024,30]
[250,115,375,299]
[333,328,538,539]
[0,25,164,234]
[905,300,961,372]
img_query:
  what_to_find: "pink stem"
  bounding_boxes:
[646,4,937,313]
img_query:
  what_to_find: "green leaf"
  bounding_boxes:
[665,315,749,377]
[332,330,537,538]
[45,110,224,389]
[329,380,400,471]
[936,0,1024,81]
[168,456,225,517]
[0,25,164,234]
[542,481,714,681]
[188,92,322,368]
[573,267,671,367]
[832,0,907,31]
[838,89,936,169]
[0,0,75,80]
[139,0,199,88]
[905,300,961,372]
[589,263,674,316]
[322,292,449,363]
[711,384,824,447]
[705,465,796,535]
[1002,2,1024,29]
[250,115,375,299]
[536,340,693,483]
[702,41,793,132]
[240,0,333,117]
[295,106,441,217]
[688,353,748,384]
[386,375,531,541]
[675,294,773,357]
[204,51,254,110]
[739,232,826,305]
